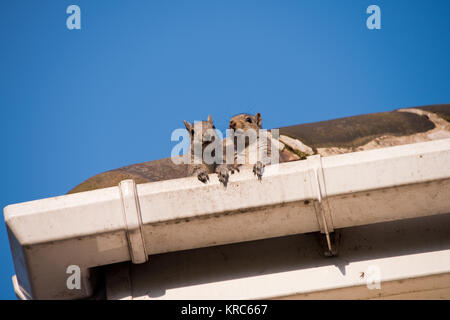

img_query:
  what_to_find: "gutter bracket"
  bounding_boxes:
[307,155,339,257]
[119,179,149,264]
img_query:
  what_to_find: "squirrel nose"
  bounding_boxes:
[229,121,236,129]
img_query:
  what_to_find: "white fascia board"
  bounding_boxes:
[125,250,450,300]
[4,138,450,299]
[113,213,450,300]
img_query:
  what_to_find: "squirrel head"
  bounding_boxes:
[184,115,217,149]
[229,113,262,133]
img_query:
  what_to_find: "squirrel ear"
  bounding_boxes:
[255,113,262,128]
[184,120,192,133]
[207,114,213,124]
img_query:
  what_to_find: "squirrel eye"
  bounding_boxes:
[190,129,195,135]
[212,125,216,129]
[246,117,252,123]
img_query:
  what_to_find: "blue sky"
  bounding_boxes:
[0,0,449,299]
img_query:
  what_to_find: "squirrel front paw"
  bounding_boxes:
[217,166,230,187]
[253,161,265,180]
[197,169,210,183]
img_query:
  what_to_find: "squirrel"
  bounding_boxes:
[228,112,304,180]
[228,112,272,180]
[183,115,233,186]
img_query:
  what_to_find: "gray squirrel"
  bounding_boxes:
[229,112,304,180]
[228,112,270,180]
[183,115,234,186]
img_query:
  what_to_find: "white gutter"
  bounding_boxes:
[4,138,450,299]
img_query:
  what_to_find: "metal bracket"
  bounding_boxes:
[119,179,148,264]
[307,155,339,256]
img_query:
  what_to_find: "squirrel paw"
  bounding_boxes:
[197,170,210,183]
[217,166,230,187]
[253,161,265,180]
